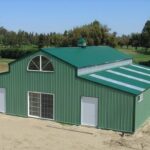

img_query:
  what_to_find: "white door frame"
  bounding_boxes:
[27,91,55,120]
[81,96,98,127]
[0,88,6,113]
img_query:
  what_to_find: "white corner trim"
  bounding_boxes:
[137,94,144,103]
[77,59,132,76]
[107,70,150,84]
[90,74,145,92]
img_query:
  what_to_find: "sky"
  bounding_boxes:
[0,0,150,35]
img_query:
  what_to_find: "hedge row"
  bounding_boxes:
[0,49,37,59]
[139,61,150,67]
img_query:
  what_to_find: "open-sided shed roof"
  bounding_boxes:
[80,64,150,95]
[42,46,131,68]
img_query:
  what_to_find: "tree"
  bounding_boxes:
[130,33,141,49]
[38,34,45,49]
[106,33,118,48]
[141,20,150,49]
[118,35,130,48]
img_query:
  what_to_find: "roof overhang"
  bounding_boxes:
[79,64,150,95]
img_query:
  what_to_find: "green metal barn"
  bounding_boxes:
[0,45,150,133]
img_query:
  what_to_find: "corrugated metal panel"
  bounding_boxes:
[80,64,150,95]
[135,88,150,130]
[0,51,135,132]
[99,91,134,132]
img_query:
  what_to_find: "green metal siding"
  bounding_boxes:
[135,88,150,130]
[99,91,134,132]
[0,51,134,132]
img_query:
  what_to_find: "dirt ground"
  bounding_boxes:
[0,114,150,150]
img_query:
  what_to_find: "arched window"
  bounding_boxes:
[28,56,54,72]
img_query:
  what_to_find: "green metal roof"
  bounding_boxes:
[42,46,131,68]
[80,64,150,95]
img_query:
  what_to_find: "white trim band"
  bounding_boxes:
[131,64,150,71]
[120,67,150,77]
[107,70,150,84]
[77,59,132,76]
[90,74,145,92]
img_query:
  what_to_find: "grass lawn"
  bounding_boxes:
[0,44,38,51]
[117,48,150,63]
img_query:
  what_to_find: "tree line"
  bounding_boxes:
[0,20,150,58]
[117,20,150,53]
[0,20,117,48]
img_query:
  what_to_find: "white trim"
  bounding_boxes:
[137,94,144,103]
[40,55,42,71]
[0,88,6,113]
[131,64,150,71]
[27,55,54,73]
[107,70,150,84]
[81,96,98,127]
[40,92,42,117]
[77,59,132,76]
[27,91,55,120]
[120,67,150,77]
[90,74,145,92]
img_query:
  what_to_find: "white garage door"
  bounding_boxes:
[0,88,6,113]
[81,97,98,127]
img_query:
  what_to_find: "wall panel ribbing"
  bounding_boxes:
[0,51,134,132]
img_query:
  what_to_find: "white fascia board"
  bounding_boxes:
[77,59,132,76]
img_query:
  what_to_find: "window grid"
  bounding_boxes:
[28,92,54,119]
[29,93,40,117]
[28,55,54,72]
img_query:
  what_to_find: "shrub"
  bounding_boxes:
[139,61,150,67]
[0,48,36,59]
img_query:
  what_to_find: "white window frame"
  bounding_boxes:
[27,91,55,120]
[27,55,54,73]
[137,93,144,103]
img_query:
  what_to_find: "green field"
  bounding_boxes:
[118,48,150,63]
[0,44,38,51]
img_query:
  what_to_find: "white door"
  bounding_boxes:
[81,97,98,127]
[0,88,6,113]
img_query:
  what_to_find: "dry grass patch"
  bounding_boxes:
[0,64,8,73]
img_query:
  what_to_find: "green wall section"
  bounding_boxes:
[0,51,135,132]
[135,88,150,130]
[99,92,134,132]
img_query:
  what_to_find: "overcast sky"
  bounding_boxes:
[0,0,150,35]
